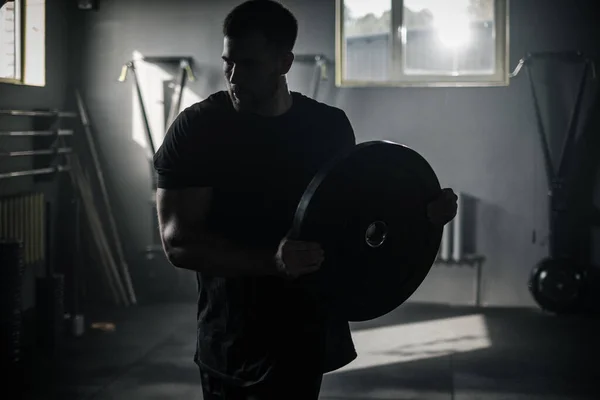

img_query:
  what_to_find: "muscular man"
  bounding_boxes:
[153,1,458,398]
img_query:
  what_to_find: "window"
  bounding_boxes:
[0,0,21,82]
[336,0,509,87]
[0,0,46,86]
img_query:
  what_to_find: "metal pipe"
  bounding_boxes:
[0,129,73,137]
[525,64,556,186]
[0,147,72,157]
[557,61,591,177]
[166,60,188,130]
[71,157,128,306]
[524,51,586,63]
[75,90,137,305]
[439,223,451,261]
[295,54,329,99]
[294,54,328,63]
[509,51,593,78]
[119,62,156,158]
[0,110,77,118]
[452,193,463,263]
[34,193,43,263]
[25,194,32,265]
[0,165,70,180]
[475,260,483,307]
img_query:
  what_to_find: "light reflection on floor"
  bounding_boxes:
[335,314,491,373]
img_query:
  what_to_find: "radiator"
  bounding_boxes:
[437,191,478,264]
[0,192,45,266]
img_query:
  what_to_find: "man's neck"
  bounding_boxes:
[249,78,294,117]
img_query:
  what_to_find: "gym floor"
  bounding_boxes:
[23,301,599,400]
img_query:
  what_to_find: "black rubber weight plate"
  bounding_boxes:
[290,141,443,322]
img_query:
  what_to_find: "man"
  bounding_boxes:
[153,1,457,398]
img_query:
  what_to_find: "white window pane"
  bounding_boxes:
[0,1,21,81]
[343,0,392,82]
[23,0,45,86]
[403,0,496,76]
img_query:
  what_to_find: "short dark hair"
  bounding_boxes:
[223,0,298,54]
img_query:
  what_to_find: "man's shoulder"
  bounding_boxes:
[292,92,347,120]
[292,93,355,148]
[180,91,232,121]
[163,91,231,147]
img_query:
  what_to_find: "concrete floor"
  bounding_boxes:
[20,302,600,399]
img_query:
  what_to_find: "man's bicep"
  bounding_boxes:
[156,187,213,244]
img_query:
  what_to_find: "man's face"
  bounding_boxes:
[222,32,288,111]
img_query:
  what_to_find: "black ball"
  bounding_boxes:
[528,257,587,314]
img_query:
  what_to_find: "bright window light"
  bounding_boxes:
[435,14,472,48]
[130,51,203,151]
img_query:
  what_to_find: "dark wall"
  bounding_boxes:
[74,0,600,307]
[0,0,77,309]
[0,0,74,110]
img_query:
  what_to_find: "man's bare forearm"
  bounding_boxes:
[164,229,279,278]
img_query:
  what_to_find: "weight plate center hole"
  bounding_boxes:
[365,221,388,248]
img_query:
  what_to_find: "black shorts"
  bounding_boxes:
[199,367,323,400]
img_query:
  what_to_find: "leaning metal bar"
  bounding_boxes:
[0,129,74,137]
[139,56,196,130]
[0,165,70,180]
[75,90,138,305]
[0,147,72,157]
[166,59,194,130]
[118,61,156,158]
[0,110,77,118]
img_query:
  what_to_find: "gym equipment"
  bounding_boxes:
[294,54,329,99]
[0,110,77,118]
[118,56,196,259]
[74,90,137,306]
[290,141,443,322]
[0,109,74,180]
[0,147,72,157]
[0,192,46,267]
[529,257,587,314]
[118,56,196,158]
[510,51,597,313]
[0,102,136,307]
[0,129,73,137]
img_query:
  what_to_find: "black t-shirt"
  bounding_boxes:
[153,91,357,385]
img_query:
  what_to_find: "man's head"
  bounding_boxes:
[222,0,298,111]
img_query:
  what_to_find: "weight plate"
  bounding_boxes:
[290,141,443,321]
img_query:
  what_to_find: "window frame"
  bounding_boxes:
[335,0,510,88]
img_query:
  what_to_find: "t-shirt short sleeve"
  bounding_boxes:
[152,105,219,189]
[334,109,357,151]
